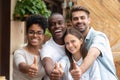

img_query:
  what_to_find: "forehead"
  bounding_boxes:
[72,11,88,17]
[29,24,43,30]
[49,14,64,22]
[65,34,77,39]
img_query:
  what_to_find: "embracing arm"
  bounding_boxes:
[80,47,100,75]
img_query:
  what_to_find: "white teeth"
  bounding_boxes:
[70,48,74,51]
[55,30,62,33]
[32,39,38,42]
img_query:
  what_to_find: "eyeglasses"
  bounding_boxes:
[28,30,44,35]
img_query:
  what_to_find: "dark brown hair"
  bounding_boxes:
[70,6,90,20]
[63,27,88,70]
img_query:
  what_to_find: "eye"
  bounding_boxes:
[81,16,86,20]
[28,31,34,34]
[65,42,69,46]
[36,31,43,35]
[58,21,64,25]
[50,22,56,26]
[71,40,76,43]
[73,17,78,21]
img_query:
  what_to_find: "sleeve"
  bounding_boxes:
[90,33,109,57]
[40,45,54,60]
[13,49,26,68]
[89,60,101,80]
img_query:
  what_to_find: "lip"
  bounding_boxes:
[31,38,39,43]
[55,29,62,33]
[77,24,83,27]
[54,29,62,35]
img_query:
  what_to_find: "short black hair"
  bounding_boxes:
[70,6,90,20]
[26,14,48,33]
[48,13,65,27]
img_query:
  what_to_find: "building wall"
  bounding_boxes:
[76,0,120,52]
[0,0,2,75]
[10,0,25,80]
[76,0,120,79]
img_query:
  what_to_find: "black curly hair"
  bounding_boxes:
[26,14,48,33]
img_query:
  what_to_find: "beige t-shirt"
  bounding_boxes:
[13,48,45,80]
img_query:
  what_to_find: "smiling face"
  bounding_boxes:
[64,34,83,55]
[71,11,90,33]
[27,24,44,47]
[48,14,66,40]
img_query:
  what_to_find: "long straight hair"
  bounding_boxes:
[63,27,88,70]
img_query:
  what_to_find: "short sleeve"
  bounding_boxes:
[90,33,109,57]
[40,46,54,60]
[13,49,26,68]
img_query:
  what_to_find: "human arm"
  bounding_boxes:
[49,63,64,80]
[79,33,108,76]
[19,56,38,77]
[79,47,100,76]
[71,62,82,80]
[71,47,100,79]
[42,58,64,80]
[41,57,54,76]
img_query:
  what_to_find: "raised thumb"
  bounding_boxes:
[33,56,37,66]
[54,62,59,69]
[72,62,77,69]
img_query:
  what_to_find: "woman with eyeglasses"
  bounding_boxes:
[13,14,48,80]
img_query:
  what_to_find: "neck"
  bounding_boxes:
[25,44,39,55]
[53,38,64,45]
[73,52,82,62]
[82,27,90,38]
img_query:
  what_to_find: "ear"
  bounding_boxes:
[88,17,91,24]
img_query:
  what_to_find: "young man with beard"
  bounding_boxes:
[69,6,118,80]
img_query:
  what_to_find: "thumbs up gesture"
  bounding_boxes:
[50,62,64,80]
[70,62,82,80]
[28,56,38,77]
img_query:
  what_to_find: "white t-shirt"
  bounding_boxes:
[41,38,66,63]
[13,48,45,80]
[41,38,66,79]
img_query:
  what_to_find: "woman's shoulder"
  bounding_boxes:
[14,48,25,53]
[13,47,26,55]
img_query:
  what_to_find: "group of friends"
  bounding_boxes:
[13,6,118,80]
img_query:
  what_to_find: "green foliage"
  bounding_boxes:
[13,0,51,21]
[45,28,52,37]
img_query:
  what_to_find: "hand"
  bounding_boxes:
[28,56,38,77]
[50,62,64,80]
[71,62,82,80]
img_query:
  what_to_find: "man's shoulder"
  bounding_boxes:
[90,28,106,37]
[42,38,54,48]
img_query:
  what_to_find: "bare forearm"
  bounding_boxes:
[80,47,100,74]
[19,62,29,73]
[42,57,54,76]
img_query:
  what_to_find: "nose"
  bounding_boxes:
[55,23,60,28]
[78,18,82,22]
[68,43,73,48]
[33,33,38,37]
